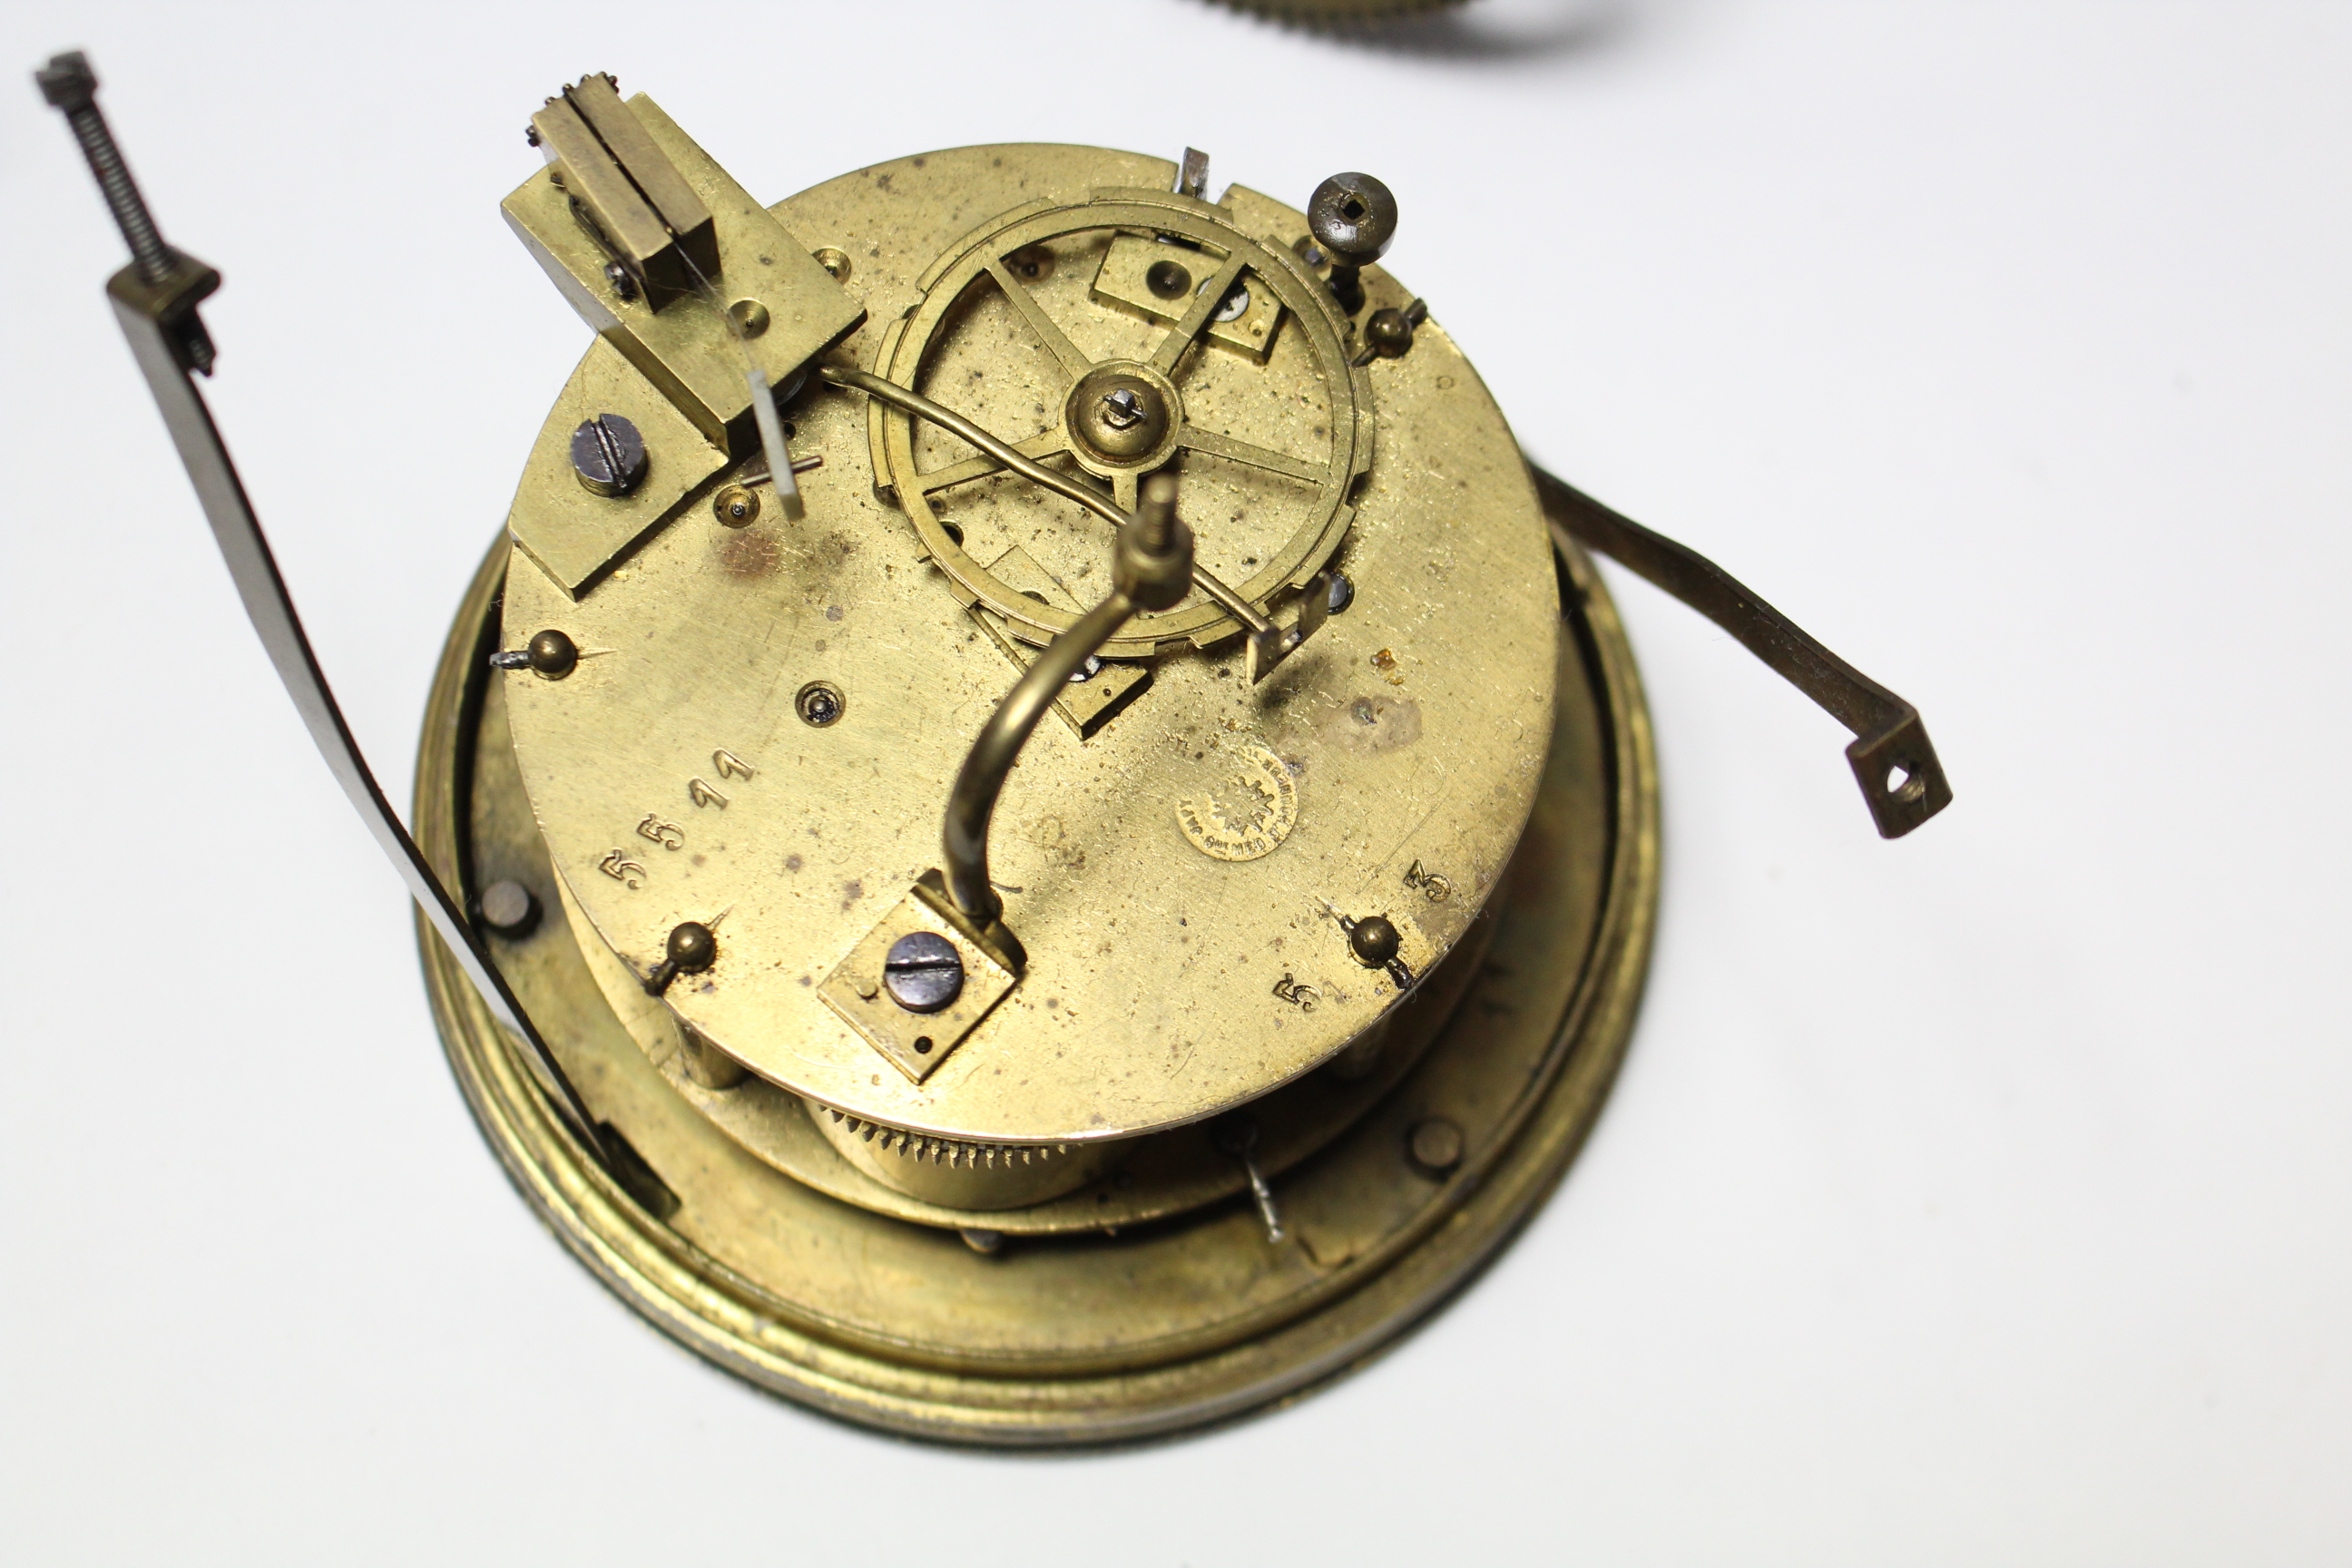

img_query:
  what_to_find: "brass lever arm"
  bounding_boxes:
[1531,462,1952,838]
[944,590,1139,928]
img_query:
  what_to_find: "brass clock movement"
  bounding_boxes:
[41,55,1950,1445]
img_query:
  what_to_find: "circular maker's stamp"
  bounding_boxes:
[1175,740,1299,862]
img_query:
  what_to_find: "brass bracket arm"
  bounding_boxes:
[1531,462,1952,838]
[943,476,1196,929]
[44,54,613,1167]
[943,589,1137,933]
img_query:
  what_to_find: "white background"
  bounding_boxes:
[3,2,2347,1562]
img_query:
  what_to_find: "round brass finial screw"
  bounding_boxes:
[526,630,578,680]
[666,921,718,975]
[1365,308,1415,358]
[643,919,718,996]
[1349,914,1403,969]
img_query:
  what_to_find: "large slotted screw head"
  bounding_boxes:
[884,931,965,1014]
[570,413,648,497]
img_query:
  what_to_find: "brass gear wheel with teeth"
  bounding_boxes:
[1210,0,1473,21]
[822,1107,1067,1168]
[871,186,1373,656]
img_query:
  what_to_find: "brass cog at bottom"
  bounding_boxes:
[1209,0,1472,20]
[819,1109,1066,1168]
[414,524,1657,1446]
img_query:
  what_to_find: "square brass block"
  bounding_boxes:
[818,872,1021,1083]
[1091,231,1284,364]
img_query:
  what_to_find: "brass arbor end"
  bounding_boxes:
[1115,474,1195,611]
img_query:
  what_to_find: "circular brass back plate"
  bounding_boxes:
[416,533,1656,1446]
[499,146,1562,1146]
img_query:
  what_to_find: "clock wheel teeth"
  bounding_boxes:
[824,1107,1071,1169]
[1209,0,1470,21]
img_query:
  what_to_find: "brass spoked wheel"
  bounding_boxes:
[873,189,1374,655]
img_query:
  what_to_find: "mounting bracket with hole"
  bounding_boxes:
[1531,464,1952,838]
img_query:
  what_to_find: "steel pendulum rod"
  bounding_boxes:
[1531,461,1953,838]
[38,52,612,1167]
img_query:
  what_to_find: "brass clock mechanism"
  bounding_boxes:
[44,57,1951,1446]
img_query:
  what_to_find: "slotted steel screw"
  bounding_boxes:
[883,931,965,1014]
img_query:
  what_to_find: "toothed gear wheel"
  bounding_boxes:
[871,187,1373,656]
[1211,0,1472,20]
[819,1105,1072,1170]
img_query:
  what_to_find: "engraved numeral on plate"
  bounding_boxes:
[599,849,647,889]
[1403,858,1453,902]
[1272,972,1319,1011]
[711,749,757,781]
[687,777,730,809]
[636,814,685,850]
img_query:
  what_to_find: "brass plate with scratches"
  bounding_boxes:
[501,145,1559,1151]
[417,529,1656,1445]
[1092,230,1287,366]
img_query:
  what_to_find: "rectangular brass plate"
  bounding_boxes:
[1092,232,1283,364]
[818,878,1020,1083]
[502,338,725,597]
